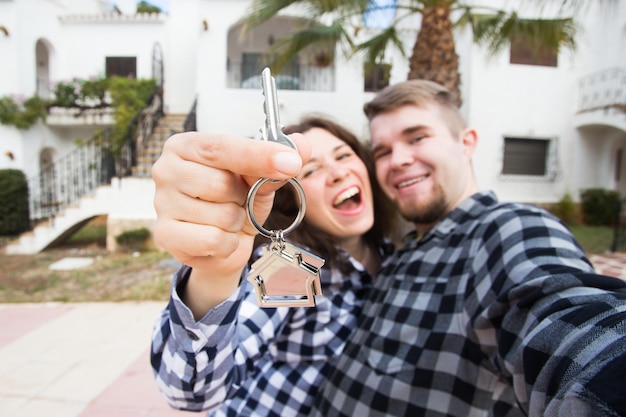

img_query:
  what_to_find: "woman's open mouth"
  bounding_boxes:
[333,186,362,211]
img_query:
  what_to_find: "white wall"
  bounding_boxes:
[1,0,625,206]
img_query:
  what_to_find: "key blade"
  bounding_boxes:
[261,68,297,151]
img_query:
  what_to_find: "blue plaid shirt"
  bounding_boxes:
[151,243,391,416]
[311,191,626,416]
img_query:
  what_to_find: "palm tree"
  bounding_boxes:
[243,0,581,106]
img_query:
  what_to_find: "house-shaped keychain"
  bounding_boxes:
[247,242,325,308]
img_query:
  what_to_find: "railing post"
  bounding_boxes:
[611,199,623,253]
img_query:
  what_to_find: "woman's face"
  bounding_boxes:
[296,127,374,241]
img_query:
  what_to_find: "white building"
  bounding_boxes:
[1,0,625,253]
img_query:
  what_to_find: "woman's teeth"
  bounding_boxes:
[333,186,359,207]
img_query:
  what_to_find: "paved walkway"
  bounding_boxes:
[1,254,625,417]
[588,252,626,281]
[0,301,190,417]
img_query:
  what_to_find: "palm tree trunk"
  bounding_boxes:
[407,3,462,106]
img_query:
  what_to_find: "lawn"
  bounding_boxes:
[0,222,622,304]
[569,225,621,255]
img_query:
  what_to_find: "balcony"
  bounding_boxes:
[46,106,114,127]
[226,62,335,92]
[575,67,626,132]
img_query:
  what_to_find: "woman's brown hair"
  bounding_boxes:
[252,116,397,272]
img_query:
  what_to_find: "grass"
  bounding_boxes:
[66,223,107,246]
[0,221,622,304]
[0,219,179,303]
[569,225,617,255]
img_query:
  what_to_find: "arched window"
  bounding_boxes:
[35,39,52,97]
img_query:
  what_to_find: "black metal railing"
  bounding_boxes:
[132,86,164,165]
[183,97,197,132]
[28,87,163,222]
[226,61,335,92]
[611,199,626,252]
[28,131,117,221]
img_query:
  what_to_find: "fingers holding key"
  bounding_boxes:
[162,131,309,183]
[151,131,310,268]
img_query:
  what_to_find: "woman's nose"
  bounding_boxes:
[328,164,349,184]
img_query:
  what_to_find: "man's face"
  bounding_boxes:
[370,104,476,230]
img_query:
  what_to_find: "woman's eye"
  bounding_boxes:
[300,167,317,179]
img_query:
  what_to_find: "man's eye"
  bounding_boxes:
[410,136,425,144]
[373,150,390,160]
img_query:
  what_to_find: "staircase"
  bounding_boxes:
[5,177,156,254]
[132,113,187,177]
[5,113,187,254]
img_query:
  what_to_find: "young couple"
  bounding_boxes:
[151,80,626,417]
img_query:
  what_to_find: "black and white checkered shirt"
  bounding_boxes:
[151,243,391,416]
[312,191,626,417]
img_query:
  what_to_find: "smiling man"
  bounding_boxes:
[311,80,626,417]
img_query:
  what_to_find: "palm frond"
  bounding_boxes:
[471,11,578,57]
[245,0,300,30]
[354,26,406,68]
[269,21,353,71]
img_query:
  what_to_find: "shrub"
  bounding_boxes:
[551,192,578,225]
[115,227,151,250]
[580,188,622,226]
[0,169,30,235]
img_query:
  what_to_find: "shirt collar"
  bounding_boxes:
[400,190,498,247]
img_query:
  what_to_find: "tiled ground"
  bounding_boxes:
[0,254,624,417]
[0,302,190,417]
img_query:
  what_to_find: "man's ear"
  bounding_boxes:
[460,128,478,159]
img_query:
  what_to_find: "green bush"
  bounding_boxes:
[0,169,30,235]
[580,188,622,226]
[115,227,151,250]
[551,192,578,225]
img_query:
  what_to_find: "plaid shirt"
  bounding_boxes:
[312,191,626,417]
[151,243,391,416]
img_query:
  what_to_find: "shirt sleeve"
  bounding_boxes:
[469,205,626,416]
[150,264,292,412]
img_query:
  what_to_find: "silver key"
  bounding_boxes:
[260,67,297,150]
[245,68,326,308]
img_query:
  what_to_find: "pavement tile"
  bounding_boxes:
[1,255,625,417]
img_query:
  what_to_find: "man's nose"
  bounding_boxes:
[389,143,413,167]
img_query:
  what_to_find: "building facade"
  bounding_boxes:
[1,0,625,252]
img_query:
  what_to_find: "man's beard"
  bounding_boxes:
[397,185,448,225]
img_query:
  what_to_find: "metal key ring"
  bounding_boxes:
[246,177,306,239]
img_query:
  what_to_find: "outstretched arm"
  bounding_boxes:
[151,131,310,318]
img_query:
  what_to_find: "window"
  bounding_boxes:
[364,63,391,92]
[509,36,557,67]
[106,57,137,78]
[240,53,300,90]
[502,137,557,178]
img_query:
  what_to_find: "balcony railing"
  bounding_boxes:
[28,131,118,221]
[578,67,626,112]
[226,62,335,92]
